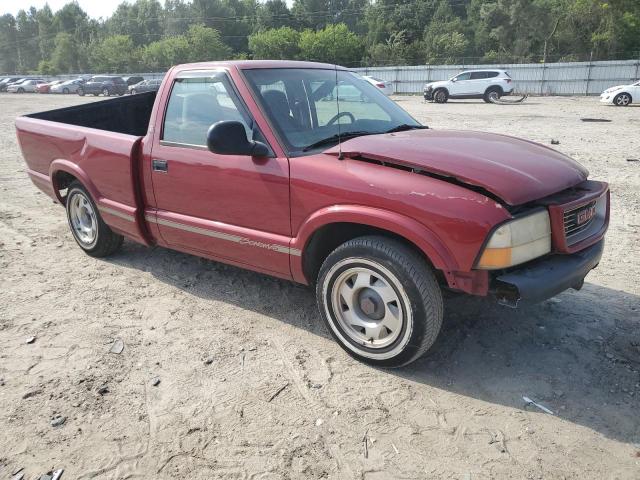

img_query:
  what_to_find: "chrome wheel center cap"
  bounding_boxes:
[358,288,385,320]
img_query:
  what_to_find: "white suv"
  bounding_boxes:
[424,69,514,103]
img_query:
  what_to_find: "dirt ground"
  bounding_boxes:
[0,93,639,480]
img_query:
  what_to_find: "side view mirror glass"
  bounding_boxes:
[206,121,269,157]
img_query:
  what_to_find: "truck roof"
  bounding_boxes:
[172,60,349,72]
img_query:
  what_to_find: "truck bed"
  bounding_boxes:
[15,94,155,246]
[26,92,156,136]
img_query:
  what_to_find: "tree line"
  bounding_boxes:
[0,0,639,74]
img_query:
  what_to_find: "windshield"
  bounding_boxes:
[243,68,421,155]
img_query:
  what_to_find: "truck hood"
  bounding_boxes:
[326,129,588,206]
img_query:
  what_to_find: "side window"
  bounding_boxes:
[470,72,488,80]
[162,76,251,147]
[455,73,471,81]
[486,71,499,78]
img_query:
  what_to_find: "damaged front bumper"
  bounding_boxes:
[492,239,604,307]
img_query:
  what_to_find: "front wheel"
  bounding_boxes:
[614,92,632,106]
[316,236,443,367]
[65,182,123,257]
[433,89,448,103]
[102,88,110,96]
[17,87,24,93]
[77,88,84,96]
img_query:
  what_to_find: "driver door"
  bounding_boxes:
[149,71,292,276]
[449,72,471,95]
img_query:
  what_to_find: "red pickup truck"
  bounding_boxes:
[16,61,609,367]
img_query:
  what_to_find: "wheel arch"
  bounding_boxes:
[485,85,504,94]
[290,206,459,286]
[49,160,100,205]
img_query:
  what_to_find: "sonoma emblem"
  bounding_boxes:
[576,202,597,225]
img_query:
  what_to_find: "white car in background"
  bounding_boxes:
[600,80,638,106]
[362,75,393,95]
[51,78,85,94]
[424,69,514,103]
[7,79,47,93]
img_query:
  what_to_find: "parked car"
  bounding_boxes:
[36,80,64,94]
[362,75,393,95]
[0,77,24,92]
[50,78,85,94]
[129,79,162,95]
[16,61,609,367]
[123,76,144,87]
[77,76,127,96]
[600,80,639,106]
[8,79,47,93]
[424,69,514,103]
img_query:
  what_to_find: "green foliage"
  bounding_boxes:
[0,0,639,74]
[249,27,300,59]
[51,32,78,73]
[90,35,139,72]
[185,24,232,62]
[298,23,363,65]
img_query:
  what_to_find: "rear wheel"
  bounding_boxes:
[17,87,24,93]
[102,88,110,96]
[483,87,502,103]
[65,182,123,257]
[433,89,448,103]
[130,89,137,95]
[614,92,632,106]
[316,236,443,367]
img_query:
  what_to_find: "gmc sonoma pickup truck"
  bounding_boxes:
[16,61,609,367]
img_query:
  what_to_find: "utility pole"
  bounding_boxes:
[541,18,560,96]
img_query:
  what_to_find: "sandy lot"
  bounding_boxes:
[0,93,639,479]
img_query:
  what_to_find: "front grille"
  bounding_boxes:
[563,200,597,240]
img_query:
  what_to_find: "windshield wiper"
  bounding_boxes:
[302,131,373,152]
[384,124,428,133]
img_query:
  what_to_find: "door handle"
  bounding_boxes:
[152,159,168,173]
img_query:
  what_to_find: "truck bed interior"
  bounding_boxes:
[26,92,157,136]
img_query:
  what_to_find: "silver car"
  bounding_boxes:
[7,79,46,93]
[50,79,85,94]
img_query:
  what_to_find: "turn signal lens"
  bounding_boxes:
[477,210,551,269]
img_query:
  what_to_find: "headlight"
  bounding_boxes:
[476,210,551,269]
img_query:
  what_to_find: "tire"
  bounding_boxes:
[316,236,443,367]
[63,88,69,94]
[77,87,84,96]
[613,92,632,106]
[433,89,448,103]
[483,87,502,103]
[102,88,110,97]
[17,87,24,93]
[65,181,123,257]
[130,89,136,95]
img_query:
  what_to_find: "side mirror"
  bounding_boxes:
[451,77,457,82]
[207,121,269,157]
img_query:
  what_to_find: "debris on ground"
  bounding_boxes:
[11,472,24,480]
[363,431,369,458]
[51,469,64,480]
[50,415,66,427]
[315,418,324,427]
[267,382,289,402]
[25,336,36,344]
[151,377,161,387]
[109,339,124,354]
[97,386,109,395]
[392,443,399,454]
[627,158,639,162]
[580,118,612,122]
[22,389,42,399]
[204,357,214,365]
[550,139,560,145]
[488,93,528,104]
[523,396,554,415]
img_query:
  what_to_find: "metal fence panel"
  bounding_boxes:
[354,59,640,95]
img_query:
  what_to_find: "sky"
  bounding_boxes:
[3,0,132,19]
